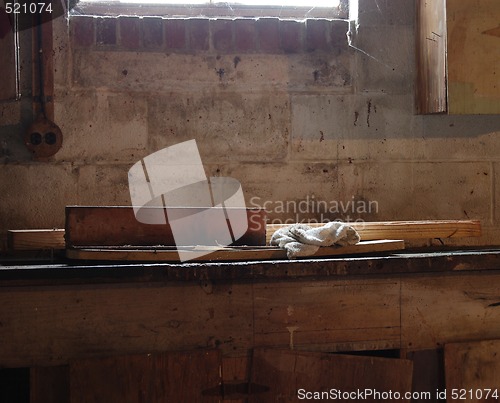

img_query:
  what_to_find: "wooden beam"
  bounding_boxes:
[266,220,481,244]
[415,0,447,114]
[70,350,222,403]
[249,349,413,402]
[444,340,500,401]
[66,240,405,262]
[8,229,65,251]
[65,206,266,247]
[30,366,69,403]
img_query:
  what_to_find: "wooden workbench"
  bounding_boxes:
[1,248,500,401]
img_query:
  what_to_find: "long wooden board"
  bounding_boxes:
[249,349,413,402]
[444,340,500,403]
[31,366,69,403]
[70,350,221,403]
[66,240,405,262]
[66,206,266,247]
[266,220,481,244]
[7,229,65,251]
[10,220,479,252]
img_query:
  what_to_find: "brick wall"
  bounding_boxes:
[72,16,348,53]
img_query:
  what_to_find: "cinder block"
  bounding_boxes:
[330,19,349,48]
[189,19,209,51]
[147,91,290,163]
[419,116,500,161]
[352,25,414,94]
[349,94,419,139]
[357,0,415,27]
[291,94,350,161]
[212,19,233,52]
[142,17,163,49]
[0,164,79,232]
[78,164,132,206]
[350,161,490,222]
[96,18,116,46]
[119,17,140,50]
[54,91,148,162]
[165,19,186,50]
[280,20,303,54]
[257,18,280,53]
[234,19,257,52]
[206,162,343,223]
[71,16,94,48]
[411,162,491,221]
[72,50,291,92]
[286,51,353,92]
[306,19,328,51]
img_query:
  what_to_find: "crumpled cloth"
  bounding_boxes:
[270,221,360,259]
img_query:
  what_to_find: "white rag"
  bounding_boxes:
[270,221,360,259]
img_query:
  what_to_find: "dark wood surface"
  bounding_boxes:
[65,206,266,248]
[249,349,413,402]
[1,248,500,286]
[415,0,447,114]
[31,366,69,403]
[70,350,221,403]
[445,340,500,403]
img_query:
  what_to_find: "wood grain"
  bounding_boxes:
[65,206,266,247]
[253,278,401,352]
[415,0,447,114]
[266,220,481,244]
[402,272,500,350]
[66,240,405,262]
[0,282,253,367]
[404,349,445,402]
[70,350,221,403]
[249,349,413,402]
[447,0,500,114]
[445,340,500,403]
[8,229,65,251]
[30,366,69,403]
[3,270,500,369]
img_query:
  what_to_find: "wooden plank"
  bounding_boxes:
[222,356,250,402]
[66,240,405,262]
[445,340,500,403]
[249,349,413,402]
[8,229,65,251]
[30,366,69,403]
[401,272,500,351]
[404,349,445,402]
[266,220,481,244]
[415,0,447,114]
[253,278,401,353]
[70,350,221,403]
[0,282,254,367]
[447,0,500,114]
[65,206,266,247]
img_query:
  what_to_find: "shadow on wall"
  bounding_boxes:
[420,114,500,138]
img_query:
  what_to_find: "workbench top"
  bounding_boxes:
[1,247,500,286]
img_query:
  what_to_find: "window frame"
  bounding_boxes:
[71,0,348,20]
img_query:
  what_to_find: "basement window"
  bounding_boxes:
[72,0,349,19]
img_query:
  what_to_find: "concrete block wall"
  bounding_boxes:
[1,0,500,247]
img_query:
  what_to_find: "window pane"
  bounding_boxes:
[85,0,340,6]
